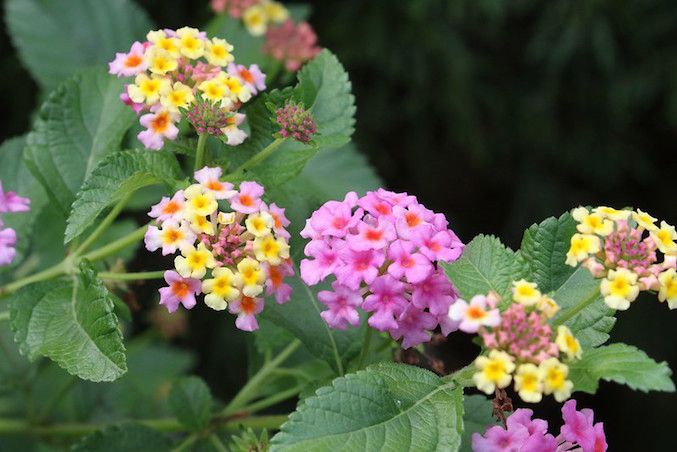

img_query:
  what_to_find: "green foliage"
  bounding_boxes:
[65,150,182,243]
[271,363,463,451]
[25,68,136,214]
[442,234,525,301]
[72,423,172,452]
[9,275,126,382]
[229,427,270,452]
[168,376,214,431]
[4,0,152,91]
[569,343,675,394]
[460,395,495,452]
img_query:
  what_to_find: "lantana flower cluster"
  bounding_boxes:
[472,400,607,452]
[109,27,266,150]
[565,206,677,311]
[452,281,582,403]
[144,166,293,331]
[0,182,30,267]
[299,189,464,348]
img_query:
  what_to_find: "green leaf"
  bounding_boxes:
[271,363,463,451]
[72,423,172,452]
[551,267,616,347]
[5,0,152,91]
[442,234,525,301]
[460,395,495,452]
[569,343,675,393]
[25,67,137,214]
[9,276,127,382]
[65,150,182,243]
[518,212,577,293]
[168,376,214,430]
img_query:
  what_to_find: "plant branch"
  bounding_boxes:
[194,133,207,171]
[237,384,303,415]
[232,137,286,175]
[356,325,374,370]
[98,270,166,281]
[82,225,148,262]
[74,192,132,256]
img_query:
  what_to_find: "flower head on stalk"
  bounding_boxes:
[275,101,317,143]
[109,27,266,150]
[264,19,321,71]
[0,181,30,267]
[145,167,293,331]
[300,189,464,348]
[566,206,677,311]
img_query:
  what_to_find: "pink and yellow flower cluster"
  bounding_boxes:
[144,166,292,331]
[299,189,464,348]
[0,181,30,267]
[109,27,266,150]
[454,281,582,403]
[566,206,677,311]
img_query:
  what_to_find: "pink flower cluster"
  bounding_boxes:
[211,0,259,17]
[300,190,464,348]
[264,20,321,71]
[0,181,30,267]
[276,102,316,143]
[472,400,607,452]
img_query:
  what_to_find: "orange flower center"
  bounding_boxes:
[239,68,254,84]
[269,266,282,287]
[365,229,383,241]
[171,281,190,298]
[151,112,170,133]
[206,180,223,191]
[163,200,181,215]
[466,306,486,320]
[239,194,253,207]
[240,296,257,314]
[125,54,143,68]
[405,212,421,228]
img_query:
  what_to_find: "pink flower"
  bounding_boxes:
[263,20,321,72]
[210,0,258,17]
[109,41,148,77]
[300,240,341,285]
[227,63,266,95]
[387,240,433,283]
[194,166,236,199]
[393,204,434,239]
[120,88,145,114]
[362,275,408,331]
[144,220,196,255]
[390,306,437,349]
[560,400,608,452]
[148,191,185,224]
[305,193,362,238]
[472,424,531,452]
[318,282,362,330]
[410,269,457,315]
[0,225,17,266]
[350,217,396,251]
[159,271,201,313]
[0,182,30,213]
[229,181,264,214]
[448,294,500,333]
[266,203,291,239]
[138,110,179,150]
[414,228,464,262]
[265,261,294,304]
[229,296,264,331]
[335,246,385,290]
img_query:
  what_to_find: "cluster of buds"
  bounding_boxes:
[566,206,677,311]
[275,101,316,143]
[453,281,582,403]
[0,182,30,267]
[109,27,266,150]
[473,400,607,452]
[144,166,293,331]
[299,189,464,349]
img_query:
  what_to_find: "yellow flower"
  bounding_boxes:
[160,81,195,113]
[222,75,252,103]
[245,212,274,237]
[540,358,573,402]
[473,350,515,394]
[202,267,242,310]
[205,38,234,67]
[650,221,677,255]
[536,296,560,318]
[565,233,601,266]
[176,26,204,59]
[593,206,631,221]
[146,48,178,75]
[263,0,289,23]
[237,257,265,297]
[556,325,582,360]
[198,77,229,106]
[658,269,677,309]
[188,212,214,235]
[511,280,541,306]
[217,212,236,225]
[147,30,180,57]
[253,235,289,266]
[184,184,218,217]
[128,73,169,105]
[600,268,639,310]
[572,207,613,236]
[632,209,658,232]
[514,363,544,403]
[174,243,215,279]
[243,4,268,36]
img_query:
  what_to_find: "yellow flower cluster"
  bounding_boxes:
[242,1,289,36]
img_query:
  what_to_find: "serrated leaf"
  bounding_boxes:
[518,212,577,293]
[569,343,675,393]
[271,363,463,451]
[72,423,172,452]
[65,150,182,243]
[442,234,525,301]
[25,67,137,214]
[460,395,496,452]
[5,0,152,91]
[551,266,616,347]
[169,376,214,430]
[9,276,127,382]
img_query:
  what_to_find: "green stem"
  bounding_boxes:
[98,270,166,281]
[356,326,374,370]
[233,138,285,174]
[74,193,132,256]
[238,385,303,415]
[223,339,301,415]
[209,434,228,452]
[0,311,9,322]
[0,260,68,298]
[173,433,199,452]
[194,133,208,171]
[35,376,77,423]
[83,225,148,262]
